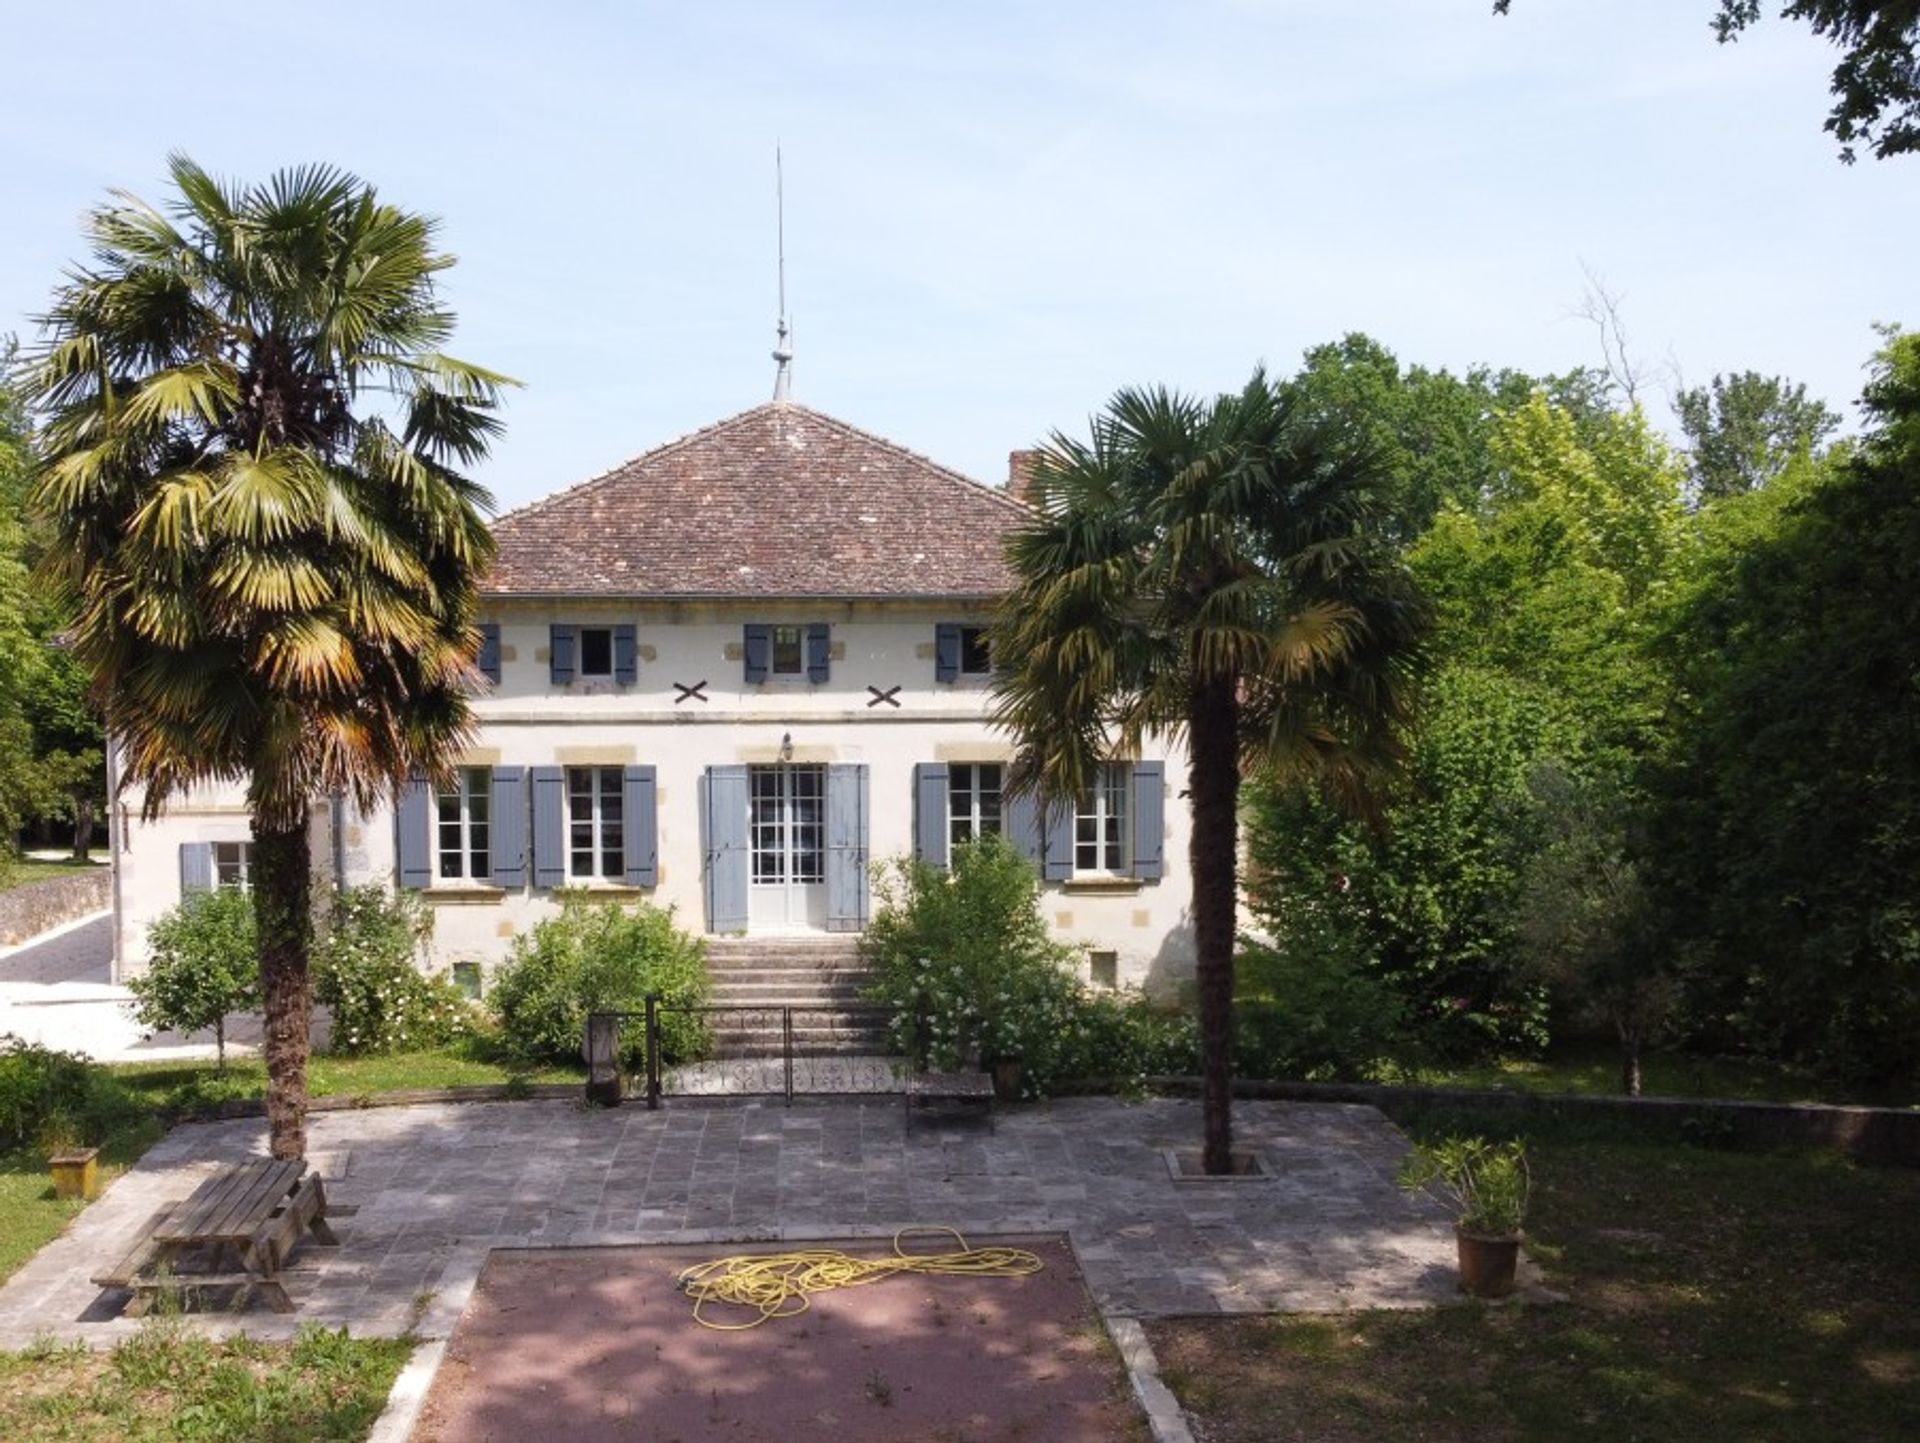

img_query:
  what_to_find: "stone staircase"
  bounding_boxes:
[699,937,891,1057]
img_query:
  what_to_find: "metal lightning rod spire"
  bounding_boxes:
[772,146,793,402]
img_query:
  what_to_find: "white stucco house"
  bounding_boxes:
[108,399,1197,994]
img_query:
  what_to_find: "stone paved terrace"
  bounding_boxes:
[0,1096,1458,1349]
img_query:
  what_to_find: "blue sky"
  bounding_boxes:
[4,1,1914,508]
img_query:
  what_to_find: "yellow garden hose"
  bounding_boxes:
[675,1226,1045,1331]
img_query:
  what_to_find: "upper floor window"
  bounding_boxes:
[771,625,806,676]
[935,622,993,681]
[959,626,992,675]
[437,768,492,882]
[1075,764,1131,875]
[949,763,1003,848]
[577,627,614,678]
[568,766,624,880]
[214,841,253,892]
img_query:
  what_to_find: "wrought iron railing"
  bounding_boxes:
[586,996,902,1106]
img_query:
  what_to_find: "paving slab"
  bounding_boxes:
[0,1095,1458,1350]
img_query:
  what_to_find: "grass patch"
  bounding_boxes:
[1377,1039,1905,1108]
[0,1323,410,1441]
[108,1039,584,1115]
[1148,1137,1920,1442]
[0,856,106,896]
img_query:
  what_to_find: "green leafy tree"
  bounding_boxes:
[127,891,260,1071]
[1650,330,1920,1083]
[1675,371,1841,502]
[27,156,508,1158]
[1494,2,1920,160]
[1512,763,1671,1096]
[993,372,1425,1173]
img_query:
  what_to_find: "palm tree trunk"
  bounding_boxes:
[252,816,313,1160]
[1189,674,1240,1175]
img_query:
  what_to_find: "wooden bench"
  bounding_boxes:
[92,1158,338,1316]
[904,1070,996,1131]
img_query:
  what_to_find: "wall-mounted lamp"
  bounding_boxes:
[779,731,794,762]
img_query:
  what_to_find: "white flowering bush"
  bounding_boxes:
[314,887,474,1054]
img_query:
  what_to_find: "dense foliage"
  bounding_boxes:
[1649,332,1920,1083]
[489,893,710,1066]
[1243,328,1919,1093]
[125,890,260,1070]
[0,1036,141,1153]
[313,887,473,1055]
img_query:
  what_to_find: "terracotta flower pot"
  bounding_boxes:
[49,1147,101,1202]
[1455,1224,1521,1298]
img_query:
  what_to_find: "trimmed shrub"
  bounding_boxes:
[126,890,259,1070]
[489,892,710,1066]
[314,887,474,1055]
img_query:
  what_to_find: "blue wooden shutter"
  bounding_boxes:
[934,623,961,682]
[826,763,869,931]
[532,766,566,888]
[806,622,831,683]
[397,777,433,888]
[1043,796,1075,882]
[490,767,527,889]
[1004,788,1041,866]
[743,624,771,684]
[550,625,576,685]
[623,765,658,887]
[705,765,750,932]
[179,842,214,896]
[1130,761,1166,880]
[478,623,501,684]
[613,624,638,685]
[914,762,950,866]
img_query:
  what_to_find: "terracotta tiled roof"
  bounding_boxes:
[485,403,1028,598]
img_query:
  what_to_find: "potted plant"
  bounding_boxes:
[1399,1135,1531,1298]
[42,1114,101,1202]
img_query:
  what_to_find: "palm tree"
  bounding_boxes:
[28,155,507,1159]
[994,373,1424,1174]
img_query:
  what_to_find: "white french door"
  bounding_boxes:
[748,765,827,931]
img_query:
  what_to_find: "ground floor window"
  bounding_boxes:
[437,767,492,881]
[568,766,624,880]
[214,841,253,892]
[948,763,1003,848]
[1075,764,1130,875]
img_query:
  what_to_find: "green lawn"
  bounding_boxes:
[1150,1128,1920,1443]
[0,856,106,895]
[1373,1038,1909,1108]
[0,1325,410,1442]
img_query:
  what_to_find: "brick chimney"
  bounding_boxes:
[1007,449,1042,507]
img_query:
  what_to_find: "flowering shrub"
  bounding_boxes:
[489,892,710,1066]
[314,887,474,1055]
[865,835,1097,1095]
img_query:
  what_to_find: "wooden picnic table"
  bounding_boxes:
[93,1157,337,1315]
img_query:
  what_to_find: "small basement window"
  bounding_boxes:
[1089,950,1118,990]
[451,962,483,1001]
[577,627,614,678]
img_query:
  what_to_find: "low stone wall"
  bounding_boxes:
[0,867,112,946]
[1115,1075,1920,1168]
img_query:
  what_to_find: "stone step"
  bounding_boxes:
[703,963,876,981]
[709,980,872,1000]
[704,942,868,964]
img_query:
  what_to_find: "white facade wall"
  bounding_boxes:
[113,598,1197,993]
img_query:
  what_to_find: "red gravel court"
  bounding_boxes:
[414,1234,1150,1443]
